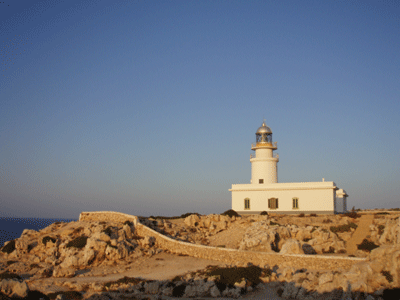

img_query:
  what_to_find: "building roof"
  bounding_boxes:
[256,121,272,134]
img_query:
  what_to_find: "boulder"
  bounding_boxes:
[105,245,119,259]
[302,243,317,254]
[144,281,160,294]
[140,236,155,248]
[79,249,96,266]
[214,221,227,231]
[184,215,200,227]
[318,272,334,286]
[281,281,300,299]
[209,285,221,297]
[53,266,75,278]
[280,239,304,254]
[21,229,37,237]
[86,237,108,252]
[123,224,133,239]
[0,279,29,298]
[61,255,79,269]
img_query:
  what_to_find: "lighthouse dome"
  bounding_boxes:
[256,121,272,134]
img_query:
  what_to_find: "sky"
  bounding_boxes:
[1,0,399,219]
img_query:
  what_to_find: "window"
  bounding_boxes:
[259,179,264,184]
[292,198,299,209]
[244,198,250,210]
[268,198,278,209]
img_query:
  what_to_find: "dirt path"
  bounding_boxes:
[346,214,374,254]
[26,251,285,300]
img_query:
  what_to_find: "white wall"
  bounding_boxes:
[231,183,336,214]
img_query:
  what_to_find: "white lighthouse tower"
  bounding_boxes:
[250,120,279,184]
[230,119,348,215]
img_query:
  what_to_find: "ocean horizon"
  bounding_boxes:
[0,217,78,247]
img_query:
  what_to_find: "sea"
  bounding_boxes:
[0,217,78,247]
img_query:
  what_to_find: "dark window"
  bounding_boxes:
[259,179,264,184]
[268,198,278,209]
[244,198,250,210]
[293,198,299,209]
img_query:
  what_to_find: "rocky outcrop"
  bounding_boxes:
[379,217,400,245]
[0,279,29,298]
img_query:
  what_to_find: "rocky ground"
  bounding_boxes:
[0,209,400,300]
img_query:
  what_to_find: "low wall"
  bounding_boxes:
[79,211,139,225]
[79,211,366,272]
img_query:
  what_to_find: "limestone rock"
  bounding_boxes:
[60,255,79,269]
[53,266,75,277]
[184,214,200,227]
[140,236,155,248]
[144,281,160,294]
[209,285,221,297]
[280,239,304,254]
[123,224,133,239]
[0,279,29,298]
[318,272,334,286]
[281,281,300,299]
[79,248,96,266]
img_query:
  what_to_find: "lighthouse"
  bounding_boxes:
[250,120,279,184]
[230,120,348,215]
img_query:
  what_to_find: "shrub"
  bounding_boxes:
[322,219,333,223]
[310,214,317,217]
[344,211,361,219]
[103,276,142,288]
[261,268,272,277]
[102,226,113,236]
[330,223,358,233]
[30,263,40,269]
[337,249,347,254]
[72,227,83,234]
[47,291,82,300]
[123,220,133,226]
[381,271,393,283]
[42,236,56,245]
[172,284,187,297]
[6,261,17,266]
[0,272,22,280]
[216,245,226,248]
[270,221,279,226]
[1,240,15,254]
[221,209,240,218]
[171,275,181,282]
[376,212,389,215]
[180,212,202,219]
[322,246,335,254]
[26,290,49,300]
[260,211,268,216]
[206,265,262,287]
[66,236,88,249]
[357,239,379,252]
[378,225,385,235]
[298,213,305,217]
[303,238,311,242]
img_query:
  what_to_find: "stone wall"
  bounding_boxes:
[79,211,366,271]
[79,211,139,225]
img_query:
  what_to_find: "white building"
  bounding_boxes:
[229,121,348,215]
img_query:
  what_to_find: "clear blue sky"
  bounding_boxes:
[1,0,399,218]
